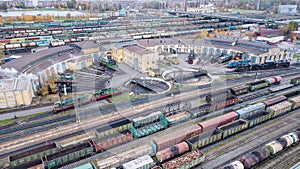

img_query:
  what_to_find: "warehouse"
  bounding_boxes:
[0,78,34,108]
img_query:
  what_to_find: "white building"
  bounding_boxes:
[278,5,298,14]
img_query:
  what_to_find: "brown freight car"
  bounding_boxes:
[156,142,189,162]
[93,130,133,152]
[262,96,287,107]
[198,112,238,133]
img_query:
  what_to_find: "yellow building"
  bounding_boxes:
[111,45,125,62]
[124,45,159,72]
[0,78,33,108]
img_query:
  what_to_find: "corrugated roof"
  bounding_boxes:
[0,78,31,92]
[71,41,99,50]
[124,45,154,55]
[1,46,72,72]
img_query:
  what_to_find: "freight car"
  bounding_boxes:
[53,88,121,112]
[122,155,154,169]
[156,142,189,162]
[291,77,300,86]
[224,130,300,169]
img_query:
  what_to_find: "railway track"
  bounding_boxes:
[201,109,300,169]
[0,72,299,159]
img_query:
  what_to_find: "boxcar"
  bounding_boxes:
[96,118,131,138]
[262,96,287,107]
[266,101,292,117]
[198,112,239,133]
[93,130,133,152]
[206,89,233,103]
[150,124,202,154]
[210,96,238,111]
[244,111,273,128]
[9,143,58,166]
[161,149,205,169]
[186,129,223,150]
[218,119,249,138]
[45,141,94,169]
[235,103,266,119]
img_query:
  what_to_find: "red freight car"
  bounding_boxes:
[198,112,239,133]
[262,96,287,107]
[211,96,239,111]
[93,130,133,152]
[151,124,201,154]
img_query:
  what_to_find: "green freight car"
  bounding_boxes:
[45,141,94,169]
[9,143,58,166]
[186,129,223,150]
[162,149,205,169]
[96,118,131,138]
[130,114,169,138]
[218,119,249,138]
[244,111,273,128]
[248,80,269,92]
[291,77,300,85]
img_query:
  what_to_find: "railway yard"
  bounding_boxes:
[0,5,300,169]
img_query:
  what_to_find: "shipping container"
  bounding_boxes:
[266,101,292,117]
[45,141,94,169]
[156,142,189,162]
[265,140,283,155]
[123,155,153,169]
[165,111,191,124]
[198,112,239,133]
[9,143,58,166]
[218,119,249,138]
[291,77,300,86]
[93,130,133,152]
[223,161,244,169]
[186,129,223,150]
[244,111,272,128]
[235,103,266,119]
[4,159,44,169]
[96,118,131,138]
[262,96,287,107]
[248,80,269,91]
[230,85,249,95]
[161,149,205,169]
[288,95,300,110]
[151,124,202,154]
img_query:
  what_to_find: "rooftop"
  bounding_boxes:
[124,45,154,55]
[1,46,73,72]
[70,41,99,50]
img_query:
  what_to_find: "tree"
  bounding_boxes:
[0,3,7,11]
[66,13,71,19]
[288,21,299,34]
[67,0,76,9]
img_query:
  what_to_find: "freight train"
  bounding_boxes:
[224,130,300,169]
[5,76,300,169]
[234,60,290,72]
[53,88,121,112]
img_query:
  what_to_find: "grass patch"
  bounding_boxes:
[293,54,300,59]
[0,112,44,126]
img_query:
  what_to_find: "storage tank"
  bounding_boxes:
[288,132,299,143]
[224,161,244,169]
[280,135,294,147]
[266,77,276,85]
[265,141,283,155]
[156,142,189,162]
[251,148,270,162]
[275,137,288,148]
[240,153,260,168]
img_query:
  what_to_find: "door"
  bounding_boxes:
[134,58,138,71]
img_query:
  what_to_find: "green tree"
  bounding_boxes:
[288,21,299,33]
[66,13,71,19]
[67,0,76,9]
[0,3,7,11]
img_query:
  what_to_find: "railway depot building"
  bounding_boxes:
[1,41,100,82]
[0,78,33,108]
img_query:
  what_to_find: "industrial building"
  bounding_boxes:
[0,78,34,108]
[278,5,298,15]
